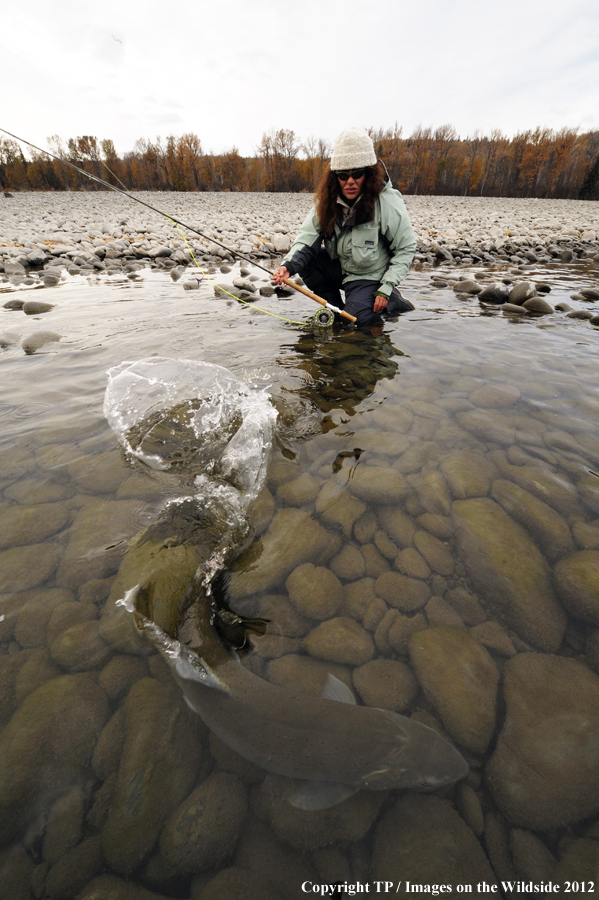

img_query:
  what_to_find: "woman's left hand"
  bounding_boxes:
[373,294,388,312]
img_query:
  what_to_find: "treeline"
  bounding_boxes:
[1,125,599,199]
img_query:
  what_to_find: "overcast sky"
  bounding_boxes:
[2,0,598,158]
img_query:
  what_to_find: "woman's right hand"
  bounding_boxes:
[272,266,290,285]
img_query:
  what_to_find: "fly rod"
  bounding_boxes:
[0,127,357,324]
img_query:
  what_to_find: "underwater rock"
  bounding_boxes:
[378,506,417,547]
[554,550,599,625]
[347,466,409,504]
[76,874,172,900]
[276,473,320,507]
[286,563,342,620]
[209,733,264,785]
[303,617,374,666]
[50,620,113,671]
[375,571,430,612]
[234,813,317,900]
[440,450,499,499]
[509,829,557,881]
[329,543,366,581]
[486,653,599,830]
[0,844,34,900]
[414,469,452,516]
[457,409,516,445]
[444,587,486,626]
[409,626,498,753]
[315,480,366,538]
[469,621,516,657]
[455,783,484,837]
[394,547,431,579]
[0,542,61,593]
[98,655,149,702]
[352,659,418,712]
[266,653,352,697]
[159,772,247,874]
[491,479,574,562]
[46,601,98,646]
[388,612,427,655]
[14,588,73,648]
[92,707,126,782]
[0,674,108,846]
[0,501,70,551]
[452,498,566,651]
[101,677,206,875]
[14,648,60,705]
[489,456,582,519]
[425,596,465,629]
[371,794,497,890]
[44,835,104,900]
[228,509,339,600]
[255,773,385,851]
[553,839,599,885]
[197,866,281,900]
[413,530,454,576]
[67,449,129,494]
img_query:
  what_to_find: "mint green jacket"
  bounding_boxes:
[283,180,416,298]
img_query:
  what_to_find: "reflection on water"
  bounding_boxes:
[1,256,599,897]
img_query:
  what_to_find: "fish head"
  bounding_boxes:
[359,711,469,791]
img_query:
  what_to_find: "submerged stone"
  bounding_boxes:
[554,550,599,625]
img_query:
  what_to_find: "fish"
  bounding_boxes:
[129,572,469,811]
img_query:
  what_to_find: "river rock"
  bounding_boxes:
[491,479,574,562]
[347,467,409,504]
[276,473,320,507]
[303,617,374,665]
[478,283,510,302]
[375,571,430,611]
[285,563,343,620]
[425,596,464,629]
[554,839,599,884]
[508,281,536,304]
[228,509,339,600]
[0,501,70,550]
[23,299,55,314]
[266,653,352,697]
[21,330,61,354]
[489,456,582,518]
[413,530,454,575]
[352,659,418,711]
[76,874,172,900]
[409,626,498,753]
[159,772,247,874]
[102,677,205,875]
[414,469,452,515]
[453,279,482,294]
[486,653,599,830]
[457,408,516,445]
[255,774,384,851]
[234,813,316,900]
[388,612,427,654]
[50,620,113,671]
[440,450,498,498]
[378,506,416,547]
[0,674,108,846]
[67,449,128,494]
[46,601,98,646]
[44,835,104,900]
[395,547,431,579]
[452,498,566,651]
[315,480,366,537]
[554,550,599,625]
[14,648,61,704]
[578,471,599,515]
[329,543,366,580]
[371,794,497,890]
[510,829,556,880]
[0,542,61,593]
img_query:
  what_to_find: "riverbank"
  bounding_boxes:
[1,194,599,281]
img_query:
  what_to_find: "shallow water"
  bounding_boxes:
[1,255,599,897]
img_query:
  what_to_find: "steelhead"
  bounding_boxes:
[129,574,469,811]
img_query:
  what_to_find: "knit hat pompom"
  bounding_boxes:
[330,127,376,171]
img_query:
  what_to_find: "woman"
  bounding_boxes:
[273,127,416,327]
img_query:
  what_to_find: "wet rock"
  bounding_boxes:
[371,794,497,890]
[508,281,537,304]
[347,466,408,504]
[67,450,129,494]
[14,588,73,648]
[501,302,527,314]
[455,783,484,837]
[329,543,366,580]
[46,601,98,646]
[0,674,108,845]
[102,678,205,875]
[45,835,104,900]
[470,621,516,656]
[440,450,499,498]
[578,471,599,515]
[478,283,510,302]
[256,773,384,851]
[452,498,566,651]
[198,866,281,900]
[453,279,482,294]
[375,571,430,612]
[489,456,582,518]
[286,563,342,620]
[573,519,599,550]
[21,330,62,354]
[14,647,61,704]
[76,874,172,900]
[235,813,317,898]
[554,839,599,884]
[413,530,454,575]
[56,499,149,591]
[352,659,418,711]
[414,469,452,516]
[23,300,55,315]
[303,617,374,665]
[416,512,454,539]
[395,546,431,579]
[50,619,113,671]
[425,596,465,629]
[554,550,599,625]
[42,785,85,865]
[92,707,126,781]
[315,480,366,537]
[0,542,61,592]
[523,296,553,313]
[409,626,498,753]
[457,408,516,445]
[388,613,427,654]
[0,843,34,900]
[0,501,70,550]
[491,479,574,562]
[266,653,352,697]
[228,509,339,600]
[378,506,416,547]
[487,654,599,831]
[510,829,556,880]
[159,772,247,874]
[276,473,320,507]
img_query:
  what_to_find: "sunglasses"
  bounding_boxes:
[335,168,366,181]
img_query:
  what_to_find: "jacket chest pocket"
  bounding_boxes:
[351,225,379,267]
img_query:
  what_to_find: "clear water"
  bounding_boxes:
[1,255,599,897]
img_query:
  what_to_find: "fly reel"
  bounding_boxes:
[315,307,335,327]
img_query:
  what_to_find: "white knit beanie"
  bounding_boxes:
[330,127,376,171]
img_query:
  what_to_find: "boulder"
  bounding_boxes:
[554,550,599,625]
[486,654,599,830]
[490,479,574,562]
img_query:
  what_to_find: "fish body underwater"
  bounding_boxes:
[132,577,469,810]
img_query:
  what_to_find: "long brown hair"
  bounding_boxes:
[314,160,386,237]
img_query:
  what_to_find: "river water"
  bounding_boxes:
[1,255,599,897]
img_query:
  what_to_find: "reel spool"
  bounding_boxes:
[315,307,335,327]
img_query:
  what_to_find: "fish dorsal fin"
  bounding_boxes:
[322,674,356,705]
[290,780,358,810]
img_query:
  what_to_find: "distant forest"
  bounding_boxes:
[1,125,599,199]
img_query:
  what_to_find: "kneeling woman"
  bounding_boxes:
[273,127,416,327]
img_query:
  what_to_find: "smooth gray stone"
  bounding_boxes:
[3,298,25,310]
[22,331,62,354]
[23,300,55,315]
[566,310,593,320]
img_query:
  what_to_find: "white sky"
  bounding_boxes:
[2,0,599,158]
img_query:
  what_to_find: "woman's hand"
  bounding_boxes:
[272,266,290,285]
[373,294,388,312]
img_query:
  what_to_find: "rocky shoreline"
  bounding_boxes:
[1,192,599,282]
